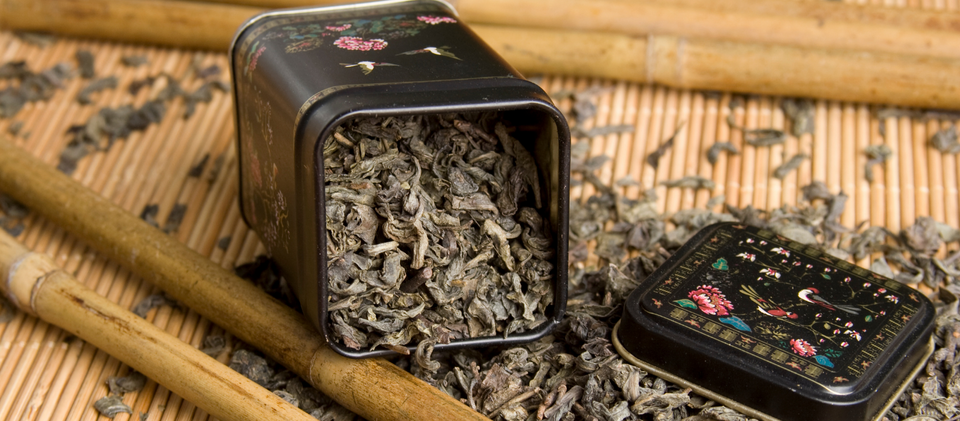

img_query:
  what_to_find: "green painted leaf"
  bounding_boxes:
[865,315,873,322]
[821,273,831,279]
[674,299,698,310]
[712,258,729,271]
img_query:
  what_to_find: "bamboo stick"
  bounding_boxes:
[4,0,960,109]
[185,0,960,61]
[0,230,314,421]
[0,140,488,421]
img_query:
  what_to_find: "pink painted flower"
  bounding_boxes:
[688,285,734,316]
[790,338,817,357]
[248,46,266,73]
[250,154,262,188]
[333,36,388,51]
[417,15,457,25]
[326,23,352,31]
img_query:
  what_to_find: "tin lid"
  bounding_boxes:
[615,222,935,421]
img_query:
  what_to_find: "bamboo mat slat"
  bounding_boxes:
[1,7,960,418]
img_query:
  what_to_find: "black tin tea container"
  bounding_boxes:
[230,0,570,358]
[615,222,934,421]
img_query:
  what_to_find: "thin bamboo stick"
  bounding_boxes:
[0,141,488,421]
[0,230,315,421]
[683,93,706,210]
[840,103,858,228]
[911,119,929,219]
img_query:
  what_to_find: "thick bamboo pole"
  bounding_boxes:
[0,140,489,421]
[2,0,959,109]
[0,230,315,421]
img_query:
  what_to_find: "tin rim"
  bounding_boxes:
[612,320,932,421]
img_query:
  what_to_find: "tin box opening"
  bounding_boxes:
[318,107,569,358]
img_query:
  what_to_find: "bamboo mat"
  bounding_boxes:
[1,10,960,421]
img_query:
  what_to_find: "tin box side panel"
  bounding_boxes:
[232,18,303,303]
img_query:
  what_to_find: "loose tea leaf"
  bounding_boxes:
[930,125,959,154]
[772,153,807,179]
[646,123,684,170]
[76,50,95,79]
[864,144,893,182]
[108,372,146,395]
[706,142,738,165]
[726,114,787,146]
[781,98,815,137]
[121,55,149,67]
[661,176,715,190]
[131,293,178,318]
[0,60,73,118]
[323,113,555,351]
[93,395,132,418]
[77,76,118,105]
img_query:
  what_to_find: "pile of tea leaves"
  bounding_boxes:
[322,113,555,352]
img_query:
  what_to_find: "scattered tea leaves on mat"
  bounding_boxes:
[229,349,274,388]
[864,144,893,182]
[0,60,73,117]
[217,236,232,251]
[236,256,299,310]
[59,100,166,174]
[128,76,157,96]
[781,98,815,137]
[77,76,118,105]
[196,65,222,79]
[772,153,807,179]
[131,293,178,318]
[0,193,28,237]
[661,176,715,190]
[75,50,95,79]
[706,141,738,165]
[108,372,146,395]
[200,332,227,358]
[94,395,132,418]
[646,123,683,170]
[121,55,149,67]
[930,125,959,154]
[183,81,228,118]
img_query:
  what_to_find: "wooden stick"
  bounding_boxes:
[0,230,314,421]
[0,140,488,421]
[182,0,960,60]
[4,0,960,109]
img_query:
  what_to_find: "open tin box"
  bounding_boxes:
[615,222,935,421]
[230,0,570,358]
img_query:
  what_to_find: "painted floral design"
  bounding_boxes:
[688,285,734,316]
[248,45,266,74]
[326,23,352,31]
[417,15,457,25]
[333,36,388,51]
[790,338,817,357]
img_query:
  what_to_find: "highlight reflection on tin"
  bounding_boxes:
[231,0,570,358]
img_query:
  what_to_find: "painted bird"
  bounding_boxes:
[339,61,399,75]
[397,46,462,60]
[798,288,860,314]
[741,285,798,319]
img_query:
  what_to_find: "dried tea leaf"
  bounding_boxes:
[229,349,274,387]
[108,372,146,395]
[75,50,95,79]
[94,395,132,418]
[646,123,683,170]
[217,236,232,251]
[781,98,815,137]
[864,144,893,182]
[8,120,23,136]
[661,176,715,190]
[930,125,960,154]
[140,204,160,228]
[77,76,118,105]
[163,203,187,233]
[121,55,149,67]
[706,142,738,165]
[727,114,787,146]
[772,153,807,179]
[131,293,178,318]
[15,32,56,47]
[188,154,209,177]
